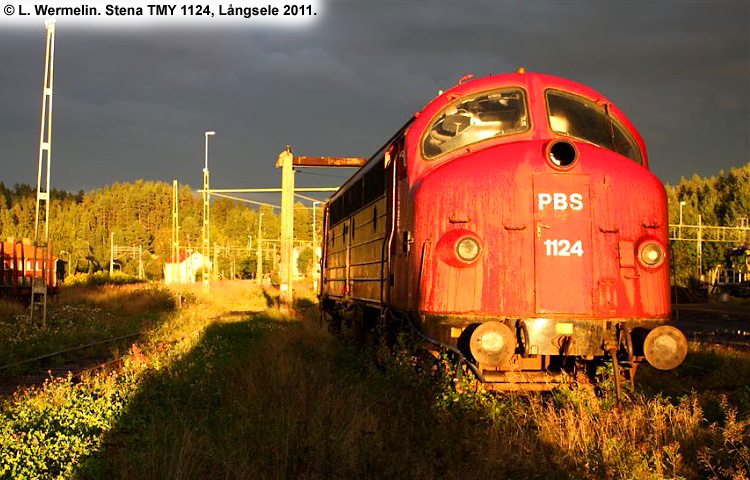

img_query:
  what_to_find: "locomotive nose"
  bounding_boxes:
[643,325,688,370]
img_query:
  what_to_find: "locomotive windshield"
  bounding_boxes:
[546,90,642,164]
[422,88,529,160]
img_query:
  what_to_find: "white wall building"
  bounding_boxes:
[164,252,211,283]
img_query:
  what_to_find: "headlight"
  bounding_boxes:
[638,241,665,268]
[456,236,481,262]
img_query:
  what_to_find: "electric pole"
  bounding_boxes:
[278,147,295,307]
[171,179,179,283]
[30,19,56,327]
[256,213,264,284]
[202,130,215,290]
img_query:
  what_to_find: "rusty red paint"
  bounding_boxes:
[292,156,368,168]
[320,72,683,387]
[406,74,667,320]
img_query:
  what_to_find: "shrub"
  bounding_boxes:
[64,272,145,288]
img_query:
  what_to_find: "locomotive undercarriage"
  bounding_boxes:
[420,313,683,393]
[321,299,684,394]
[419,315,663,394]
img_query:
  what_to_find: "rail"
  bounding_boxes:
[0,332,142,372]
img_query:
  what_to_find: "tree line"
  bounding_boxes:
[0,180,318,280]
[666,164,750,285]
[1,163,748,284]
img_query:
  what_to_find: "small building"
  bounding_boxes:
[164,251,211,283]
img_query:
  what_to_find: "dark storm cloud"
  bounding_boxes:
[0,1,747,197]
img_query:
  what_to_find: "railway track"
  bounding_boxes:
[0,332,143,396]
[686,330,750,350]
[674,303,750,349]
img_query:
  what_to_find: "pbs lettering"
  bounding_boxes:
[538,192,583,211]
[538,192,584,257]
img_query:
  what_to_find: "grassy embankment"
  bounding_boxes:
[0,281,748,479]
[0,278,173,380]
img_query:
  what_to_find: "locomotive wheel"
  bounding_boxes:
[469,321,516,367]
[643,325,688,371]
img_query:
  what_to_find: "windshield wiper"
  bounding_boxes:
[604,103,616,151]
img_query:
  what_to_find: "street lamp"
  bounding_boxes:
[204,130,215,170]
[679,201,686,239]
[202,130,215,290]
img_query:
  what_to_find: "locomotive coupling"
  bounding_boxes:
[643,325,688,370]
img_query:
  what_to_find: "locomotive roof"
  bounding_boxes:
[327,72,645,205]
[414,71,647,165]
[434,72,622,107]
[326,115,414,205]
[421,72,638,133]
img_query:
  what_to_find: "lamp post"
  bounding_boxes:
[204,130,215,170]
[256,212,264,285]
[679,201,686,239]
[202,130,215,290]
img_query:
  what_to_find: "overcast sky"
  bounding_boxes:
[0,0,748,203]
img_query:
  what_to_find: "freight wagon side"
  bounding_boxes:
[1,238,59,302]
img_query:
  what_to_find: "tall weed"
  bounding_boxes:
[1,288,748,479]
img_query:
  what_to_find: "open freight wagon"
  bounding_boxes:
[0,237,60,303]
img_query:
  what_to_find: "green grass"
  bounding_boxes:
[0,282,270,479]
[0,284,175,378]
[0,284,748,479]
[63,272,146,287]
[637,345,750,423]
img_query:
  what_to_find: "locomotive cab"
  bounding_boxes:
[320,72,687,391]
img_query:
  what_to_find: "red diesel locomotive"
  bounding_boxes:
[319,71,687,390]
